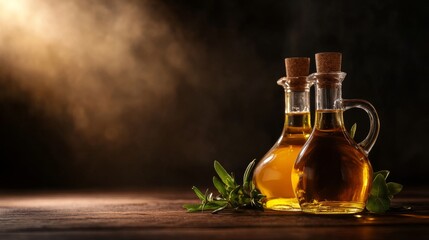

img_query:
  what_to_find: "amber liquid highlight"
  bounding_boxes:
[292,110,372,214]
[253,112,311,211]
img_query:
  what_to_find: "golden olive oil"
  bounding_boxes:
[253,112,311,211]
[292,110,373,214]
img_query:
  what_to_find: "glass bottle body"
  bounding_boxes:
[253,79,311,211]
[292,72,379,214]
[292,110,372,214]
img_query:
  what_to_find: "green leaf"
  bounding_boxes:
[204,202,225,209]
[207,192,214,202]
[243,159,256,191]
[350,123,357,139]
[373,170,390,180]
[370,174,390,197]
[387,182,403,196]
[251,181,256,191]
[214,161,235,187]
[183,203,201,209]
[212,204,228,214]
[185,160,265,213]
[183,204,203,212]
[366,174,390,213]
[366,194,390,213]
[213,176,227,197]
[228,185,241,204]
[184,207,201,212]
[192,186,205,201]
[211,199,228,205]
[184,201,228,212]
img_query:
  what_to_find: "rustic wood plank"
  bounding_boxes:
[0,189,427,239]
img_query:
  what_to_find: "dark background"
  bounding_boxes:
[0,0,428,189]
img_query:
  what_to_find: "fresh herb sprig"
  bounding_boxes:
[366,170,403,213]
[183,160,265,213]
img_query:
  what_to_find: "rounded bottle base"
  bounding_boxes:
[300,201,365,214]
[265,198,301,211]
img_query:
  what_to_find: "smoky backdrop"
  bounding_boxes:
[0,0,427,189]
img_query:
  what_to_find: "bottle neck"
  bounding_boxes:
[316,83,342,110]
[282,89,311,135]
[277,77,312,138]
[311,72,346,130]
[285,90,310,113]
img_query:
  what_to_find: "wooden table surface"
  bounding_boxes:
[0,188,428,240]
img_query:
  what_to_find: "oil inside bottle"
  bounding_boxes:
[292,110,372,214]
[253,112,311,211]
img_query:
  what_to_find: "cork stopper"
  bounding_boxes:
[285,57,310,77]
[281,57,310,91]
[315,52,342,73]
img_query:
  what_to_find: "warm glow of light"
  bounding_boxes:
[0,193,149,209]
[0,0,25,13]
[0,0,190,144]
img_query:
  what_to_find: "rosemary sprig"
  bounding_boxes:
[183,160,265,213]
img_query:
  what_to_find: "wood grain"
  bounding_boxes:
[0,189,427,239]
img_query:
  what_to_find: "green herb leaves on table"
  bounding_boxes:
[183,160,265,213]
[366,170,403,213]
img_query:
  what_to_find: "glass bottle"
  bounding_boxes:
[292,52,380,214]
[253,57,312,211]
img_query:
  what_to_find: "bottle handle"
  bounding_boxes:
[342,99,380,155]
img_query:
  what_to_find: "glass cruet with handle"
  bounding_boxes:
[292,52,380,214]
